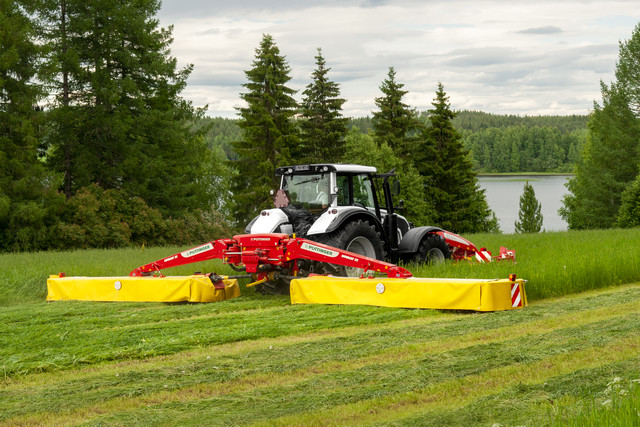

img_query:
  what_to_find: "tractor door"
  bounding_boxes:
[336,173,379,215]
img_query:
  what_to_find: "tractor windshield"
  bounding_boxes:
[282,173,330,209]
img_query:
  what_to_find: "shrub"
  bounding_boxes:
[616,174,640,228]
[51,184,233,250]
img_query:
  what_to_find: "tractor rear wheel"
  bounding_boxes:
[414,233,451,265]
[311,220,385,277]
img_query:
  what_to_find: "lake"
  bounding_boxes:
[477,175,571,234]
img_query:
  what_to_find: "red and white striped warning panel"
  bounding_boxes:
[511,282,523,308]
[474,250,492,263]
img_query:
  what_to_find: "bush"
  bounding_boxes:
[51,184,233,250]
[616,174,640,228]
[164,206,234,246]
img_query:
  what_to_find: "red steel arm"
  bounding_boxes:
[129,238,237,276]
[129,233,413,279]
[281,237,413,278]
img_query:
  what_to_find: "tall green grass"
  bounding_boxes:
[0,246,238,306]
[409,228,640,300]
[2,228,640,305]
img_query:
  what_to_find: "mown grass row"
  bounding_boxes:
[2,284,639,426]
[2,228,640,306]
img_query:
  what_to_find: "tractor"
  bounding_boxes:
[244,164,494,293]
[48,163,519,307]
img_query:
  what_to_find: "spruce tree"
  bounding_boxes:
[515,181,543,233]
[41,0,212,216]
[416,83,498,233]
[560,24,640,229]
[0,0,63,251]
[372,67,421,160]
[299,48,347,163]
[230,34,299,226]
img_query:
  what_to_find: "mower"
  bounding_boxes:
[47,164,525,311]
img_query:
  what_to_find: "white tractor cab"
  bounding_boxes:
[245,164,451,280]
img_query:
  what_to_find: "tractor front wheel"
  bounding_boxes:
[312,220,385,277]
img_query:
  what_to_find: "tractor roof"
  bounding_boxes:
[276,164,377,175]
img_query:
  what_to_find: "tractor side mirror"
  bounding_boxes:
[393,180,401,196]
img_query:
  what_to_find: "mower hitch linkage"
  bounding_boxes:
[129,233,412,283]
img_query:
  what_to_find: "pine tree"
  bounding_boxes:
[299,48,347,163]
[560,24,640,229]
[416,83,498,233]
[0,0,64,251]
[41,0,211,216]
[230,34,299,226]
[515,181,543,233]
[372,67,421,160]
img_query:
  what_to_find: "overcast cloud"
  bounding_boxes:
[157,0,640,118]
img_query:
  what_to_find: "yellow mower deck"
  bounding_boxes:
[47,274,240,303]
[290,276,527,311]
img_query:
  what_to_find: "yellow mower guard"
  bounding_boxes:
[290,276,527,311]
[47,274,240,303]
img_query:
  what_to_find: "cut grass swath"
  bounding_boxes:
[2,284,640,426]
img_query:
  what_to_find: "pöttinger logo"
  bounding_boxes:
[181,243,214,258]
[300,242,338,258]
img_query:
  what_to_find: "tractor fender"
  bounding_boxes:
[397,226,444,254]
[245,209,289,234]
[307,207,383,237]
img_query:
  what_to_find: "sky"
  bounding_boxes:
[157,0,640,118]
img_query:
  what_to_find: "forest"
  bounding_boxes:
[203,112,589,174]
[2,0,639,253]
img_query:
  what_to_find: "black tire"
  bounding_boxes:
[413,233,451,265]
[311,220,385,277]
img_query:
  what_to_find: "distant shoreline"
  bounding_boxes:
[477,172,574,177]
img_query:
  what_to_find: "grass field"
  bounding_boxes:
[2,228,640,425]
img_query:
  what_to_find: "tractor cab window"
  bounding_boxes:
[336,175,350,206]
[353,175,375,208]
[281,173,329,209]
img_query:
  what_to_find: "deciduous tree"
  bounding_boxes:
[615,174,640,228]
[342,128,435,226]
[560,24,640,229]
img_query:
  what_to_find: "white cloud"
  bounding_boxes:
[159,0,640,118]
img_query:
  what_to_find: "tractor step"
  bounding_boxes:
[290,276,526,311]
[47,274,240,303]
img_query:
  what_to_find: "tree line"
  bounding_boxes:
[8,0,630,253]
[203,113,588,175]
